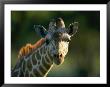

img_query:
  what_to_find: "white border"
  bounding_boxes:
[4,4,107,84]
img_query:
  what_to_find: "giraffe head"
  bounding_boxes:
[34,18,78,65]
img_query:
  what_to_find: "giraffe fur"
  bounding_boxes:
[12,17,78,77]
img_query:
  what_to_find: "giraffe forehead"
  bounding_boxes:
[56,28,66,33]
[53,31,70,41]
[46,28,67,40]
[52,28,66,36]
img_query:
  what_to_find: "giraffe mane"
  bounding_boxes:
[18,38,46,58]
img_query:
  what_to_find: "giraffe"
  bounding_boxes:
[11,18,78,77]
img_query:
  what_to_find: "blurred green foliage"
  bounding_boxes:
[11,11,100,77]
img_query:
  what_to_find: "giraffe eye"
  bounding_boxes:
[66,39,70,42]
[63,37,70,42]
[65,38,71,42]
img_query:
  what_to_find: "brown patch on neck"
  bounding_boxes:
[18,38,46,59]
[32,38,46,50]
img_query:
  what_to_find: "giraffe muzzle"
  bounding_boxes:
[53,53,64,65]
[54,54,63,58]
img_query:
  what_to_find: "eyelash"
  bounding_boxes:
[66,39,70,42]
[62,38,70,42]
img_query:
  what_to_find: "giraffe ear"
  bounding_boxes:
[67,22,78,36]
[34,25,48,38]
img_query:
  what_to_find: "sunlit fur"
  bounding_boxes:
[18,38,46,58]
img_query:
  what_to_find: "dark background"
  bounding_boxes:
[11,11,100,77]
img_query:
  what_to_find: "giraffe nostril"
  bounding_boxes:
[54,54,63,58]
[60,54,62,57]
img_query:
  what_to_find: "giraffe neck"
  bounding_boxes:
[22,43,53,77]
[12,41,54,77]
